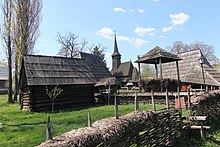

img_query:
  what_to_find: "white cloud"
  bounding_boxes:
[169,12,190,25]
[129,9,134,12]
[138,9,144,13]
[96,27,113,39]
[151,0,160,2]
[118,36,131,42]
[134,39,149,47]
[113,7,126,12]
[158,35,165,38]
[162,26,173,32]
[135,25,156,36]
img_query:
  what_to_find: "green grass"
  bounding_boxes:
[0,95,166,147]
[2,94,220,147]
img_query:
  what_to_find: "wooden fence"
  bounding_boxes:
[38,109,187,147]
[38,90,220,147]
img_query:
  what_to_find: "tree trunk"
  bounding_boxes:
[7,39,13,103]
[52,100,54,113]
[13,55,18,102]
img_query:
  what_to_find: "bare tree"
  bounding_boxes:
[169,41,219,64]
[169,41,189,54]
[57,32,88,58]
[13,0,42,102]
[1,0,14,103]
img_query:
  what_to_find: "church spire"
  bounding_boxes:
[112,31,121,57]
[111,31,121,71]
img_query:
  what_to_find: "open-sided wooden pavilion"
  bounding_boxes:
[135,46,182,86]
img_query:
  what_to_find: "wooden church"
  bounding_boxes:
[111,33,139,86]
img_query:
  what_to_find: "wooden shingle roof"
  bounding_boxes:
[112,61,133,77]
[95,77,120,87]
[162,49,220,86]
[79,52,112,81]
[112,61,139,83]
[135,46,181,64]
[19,55,97,88]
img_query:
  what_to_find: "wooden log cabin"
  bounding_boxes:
[19,53,111,112]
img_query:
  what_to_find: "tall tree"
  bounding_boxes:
[13,0,42,102]
[141,64,156,78]
[57,32,88,58]
[169,41,189,54]
[90,44,107,65]
[168,41,219,64]
[1,0,14,103]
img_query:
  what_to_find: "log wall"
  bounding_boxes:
[21,85,94,112]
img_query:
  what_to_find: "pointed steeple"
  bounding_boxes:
[111,31,121,71]
[112,31,121,57]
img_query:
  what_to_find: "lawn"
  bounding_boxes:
[0,95,165,147]
[1,94,220,147]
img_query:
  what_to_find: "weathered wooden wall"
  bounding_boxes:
[21,85,95,112]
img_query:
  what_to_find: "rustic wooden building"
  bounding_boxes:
[19,54,111,112]
[0,65,8,94]
[79,52,112,81]
[162,49,220,90]
[111,32,139,86]
[135,46,182,92]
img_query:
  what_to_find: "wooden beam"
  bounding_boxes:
[165,88,169,110]
[190,126,210,129]
[201,63,206,92]
[159,58,162,80]
[88,111,92,127]
[115,96,119,119]
[151,89,156,112]
[155,64,158,78]
[188,116,207,121]
[134,91,139,111]
[176,61,180,84]
[187,87,191,114]
[176,61,181,113]
[138,63,141,80]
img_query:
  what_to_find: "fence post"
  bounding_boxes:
[177,87,182,114]
[88,111,92,127]
[187,87,192,114]
[165,88,169,110]
[151,89,156,112]
[134,91,139,111]
[46,115,52,140]
[115,96,119,119]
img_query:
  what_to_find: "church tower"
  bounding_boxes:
[111,32,121,72]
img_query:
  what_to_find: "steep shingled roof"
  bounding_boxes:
[19,55,97,88]
[79,52,112,81]
[112,61,139,83]
[135,46,181,64]
[162,49,220,86]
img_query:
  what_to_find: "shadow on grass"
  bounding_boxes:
[4,121,47,126]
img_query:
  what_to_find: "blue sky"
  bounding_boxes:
[1,0,220,68]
